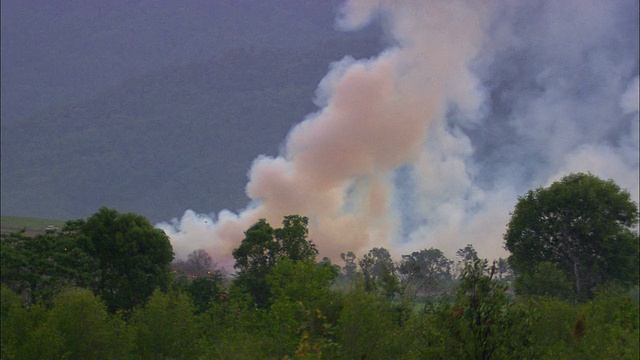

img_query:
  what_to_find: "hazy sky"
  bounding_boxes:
[158,0,639,268]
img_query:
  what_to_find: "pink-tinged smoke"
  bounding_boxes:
[158,0,639,269]
[159,0,488,267]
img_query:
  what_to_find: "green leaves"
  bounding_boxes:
[445,258,531,360]
[232,215,318,308]
[232,219,278,308]
[2,207,637,358]
[359,247,400,298]
[515,262,574,300]
[505,173,639,300]
[399,248,453,297]
[80,207,174,313]
[9,288,130,359]
[337,290,401,359]
[0,228,99,306]
[275,215,318,262]
[130,289,201,359]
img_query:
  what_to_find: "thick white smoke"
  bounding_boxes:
[158,0,639,268]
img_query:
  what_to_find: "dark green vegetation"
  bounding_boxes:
[1,208,174,310]
[2,174,638,359]
[505,173,639,301]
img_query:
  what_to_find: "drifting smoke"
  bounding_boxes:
[158,0,639,269]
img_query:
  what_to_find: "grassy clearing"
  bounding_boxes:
[1,216,66,232]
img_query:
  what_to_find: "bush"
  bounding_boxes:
[130,289,201,359]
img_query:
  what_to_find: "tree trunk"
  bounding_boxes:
[573,261,581,295]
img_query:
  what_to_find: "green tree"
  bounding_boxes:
[232,219,278,308]
[130,289,201,359]
[575,287,639,359]
[359,247,400,298]
[0,227,98,306]
[504,173,639,300]
[173,248,217,277]
[339,251,358,280]
[1,286,50,359]
[337,289,401,359]
[80,207,174,313]
[524,288,639,359]
[186,272,225,315]
[515,261,574,300]
[446,258,531,360]
[267,258,338,305]
[457,243,479,262]
[494,257,512,282]
[399,248,452,297]
[274,215,318,261]
[0,231,41,304]
[264,258,340,358]
[41,288,128,359]
[232,215,317,308]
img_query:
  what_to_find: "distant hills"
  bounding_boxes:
[1,1,383,222]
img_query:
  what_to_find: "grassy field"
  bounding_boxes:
[1,216,67,233]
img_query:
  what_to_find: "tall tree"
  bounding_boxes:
[130,289,201,359]
[28,288,128,359]
[274,215,318,261]
[456,244,479,263]
[232,215,317,308]
[494,258,511,281]
[80,207,174,312]
[446,258,529,360]
[340,251,358,280]
[359,247,399,298]
[504,173,639,299]
[399,248,452,297]
[173,248,218,277]
[232,219,277,308]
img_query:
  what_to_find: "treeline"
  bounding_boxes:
[1,173,638,359]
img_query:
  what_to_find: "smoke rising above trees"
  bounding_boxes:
[158,0,639,266]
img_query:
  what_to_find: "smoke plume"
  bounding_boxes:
[158,0,639,269]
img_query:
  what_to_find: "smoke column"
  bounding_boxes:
[158,0,639,268]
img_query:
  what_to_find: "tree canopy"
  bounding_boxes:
[2,208,638,358]
[359,247,399,298]
[0,224,98,306]
[80,207,174,312]
[504,173,639,299]
[399,248,453,297]
[232,215,318,307]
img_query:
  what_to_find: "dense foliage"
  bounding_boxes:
[232,215,318,308]
[80,208,175,313]
[1,188,638,358]
[505,173,639,300]
[1,208,174,313]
